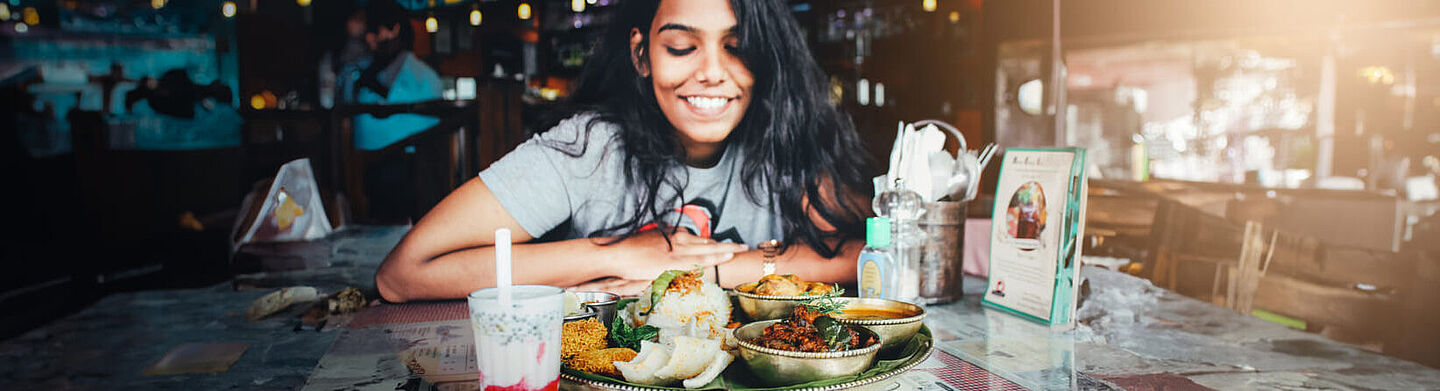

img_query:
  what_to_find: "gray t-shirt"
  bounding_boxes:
[479,114,784,246]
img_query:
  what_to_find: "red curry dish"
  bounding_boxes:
[750,305,878,353]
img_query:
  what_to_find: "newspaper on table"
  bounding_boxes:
[303,320,477,391]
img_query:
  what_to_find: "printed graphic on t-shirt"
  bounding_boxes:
[640,198,745,245]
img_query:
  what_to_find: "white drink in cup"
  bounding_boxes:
[468,285,563,391]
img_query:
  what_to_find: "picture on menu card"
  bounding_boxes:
[984,148,1087,328]
[1004,181,1048,248]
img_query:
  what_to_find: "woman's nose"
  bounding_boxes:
[695,48,727,84]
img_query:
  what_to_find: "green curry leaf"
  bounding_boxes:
[812,315,850,351]
[609,314,659,351]
[798,291,847,316]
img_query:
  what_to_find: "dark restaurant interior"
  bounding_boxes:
[3,0,1440,389]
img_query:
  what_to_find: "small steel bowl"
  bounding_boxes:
[563,305,597,323]
[733,283,840,321]
[734,319,881,387]
[829,297,927,355]
[570,291,619,326]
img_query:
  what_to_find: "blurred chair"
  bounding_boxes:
[1145,198,1411,353]
[332,99,479,224]
[1143,198,1246,299]
[473,79,528,171]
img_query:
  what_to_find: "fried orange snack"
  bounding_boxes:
[561,318,608,359]
[566,347,638,378]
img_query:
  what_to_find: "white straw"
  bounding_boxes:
[495,228,513,306]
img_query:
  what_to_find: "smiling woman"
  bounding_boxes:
[374,0,875,302]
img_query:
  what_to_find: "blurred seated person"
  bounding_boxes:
[318,3,367,109]
[346,0,442,151]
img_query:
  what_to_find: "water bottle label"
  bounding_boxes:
[859,257,883,298]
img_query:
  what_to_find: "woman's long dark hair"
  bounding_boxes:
[533,0,873,258]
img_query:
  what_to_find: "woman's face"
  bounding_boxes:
[633,0,754,165]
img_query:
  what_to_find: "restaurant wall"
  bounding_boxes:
[0,1,246,340]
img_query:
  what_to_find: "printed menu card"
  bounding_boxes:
[983,148,1088,329]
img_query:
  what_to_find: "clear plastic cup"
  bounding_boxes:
[468,285,563,391]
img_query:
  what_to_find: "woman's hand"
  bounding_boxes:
[570,277,652,297]
[607,229,747,281]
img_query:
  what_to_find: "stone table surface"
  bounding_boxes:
[2,224,1438,390]
[0,225,406,391]
[940,267,1440,390]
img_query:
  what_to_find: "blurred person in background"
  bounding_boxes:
[347,0,442,151]
[319,2,368,109]
[346,0,444,222]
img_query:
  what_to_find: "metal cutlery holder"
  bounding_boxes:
[917,200,967,304]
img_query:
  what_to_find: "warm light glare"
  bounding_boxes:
[221,1,236,18]
[1358,66,1395,85]
[922,0,936,12]
[470,8,482,26]
[1018,79,1044,115]
[517,2,531,20]
[250,94,266,110]
[150,0,165,10]
[0,4,9,21]
[587,0,597,4]
[949,11,960,23]
[296,0,311,7]
[22,6,37,25]
[571,0,585,12]
[425,15,438,33]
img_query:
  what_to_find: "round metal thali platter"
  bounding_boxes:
[559,331,934,391]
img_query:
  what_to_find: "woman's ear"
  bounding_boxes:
[629,28,649,77]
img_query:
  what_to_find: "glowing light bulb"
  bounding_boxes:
[425,15,437,33]
[922,0,936,12]
[14,23,27,33]
[0,4,9,21]
[517,2,531,20]
[250,94,266,110]
[949,11,960,23]
[21,6,36,25]
[875,83,885,107]
[222,1,236,18]
[150,0,164,10]
[470,8,482,26]
[296,0,311,7]
[857,79,870,106]
[571,0,584,12]
[587,0,596,4]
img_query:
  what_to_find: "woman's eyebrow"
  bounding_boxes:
[656,23,697,34]
[656,23,738,36]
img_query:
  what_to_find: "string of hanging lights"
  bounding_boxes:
[343,0,618,34]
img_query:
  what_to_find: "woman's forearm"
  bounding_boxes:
[376,237,620,302]
[715,239,863,289]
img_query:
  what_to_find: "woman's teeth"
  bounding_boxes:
[686,96,728,109]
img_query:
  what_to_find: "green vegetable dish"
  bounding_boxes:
[609,312,659,351]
